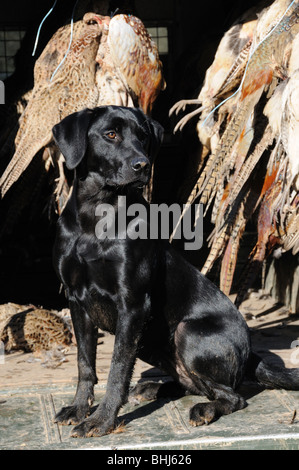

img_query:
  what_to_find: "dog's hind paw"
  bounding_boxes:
[189,395,247,426]
[129,381,185,404]
[189,402,217,427]
[128,382,161,404]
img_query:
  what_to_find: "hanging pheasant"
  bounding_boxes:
[0,13,165,209]
[170,0,299,307]
[0,13,107,200]
[98,14,165,113]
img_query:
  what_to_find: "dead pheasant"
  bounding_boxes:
[0,13,165,204]
[170,4,259,137]
[171,0,299,306]
[0,304,72,352]
[0,13,108,199]
[107,14,165,114]
[95,14,165,112]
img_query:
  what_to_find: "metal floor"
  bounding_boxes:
[1,381,299,450]
[1,300,299,450]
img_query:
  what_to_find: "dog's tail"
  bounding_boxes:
[247,353,299,390]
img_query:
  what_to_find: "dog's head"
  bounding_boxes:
[52,106,163,189]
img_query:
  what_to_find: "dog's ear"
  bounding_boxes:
[147,118,164,160]
[52,108,94,170]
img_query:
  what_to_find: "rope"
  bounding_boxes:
[32,0,58,56]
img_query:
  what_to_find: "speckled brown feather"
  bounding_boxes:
[0,306,72,352]
[0,14,108,198]
[0,13,165,199]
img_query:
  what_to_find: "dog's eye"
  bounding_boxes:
[106,131,117,140]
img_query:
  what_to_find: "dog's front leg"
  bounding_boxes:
[55,299,98,425]
[71,306,146,438]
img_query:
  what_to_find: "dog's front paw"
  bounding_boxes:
[71,415,116,438]
[54,404,90,426]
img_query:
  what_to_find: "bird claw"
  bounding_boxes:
[173,105,204,133]
[169,99,202,117]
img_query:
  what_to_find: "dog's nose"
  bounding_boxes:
[131,157,150,172]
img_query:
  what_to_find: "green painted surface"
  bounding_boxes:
[0,383,299,450]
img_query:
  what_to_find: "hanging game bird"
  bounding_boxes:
[170,0,299,307]
[0,13,165,209]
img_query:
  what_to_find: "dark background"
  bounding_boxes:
[0,0,264,308]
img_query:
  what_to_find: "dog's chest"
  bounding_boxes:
[87,296,118,334]
[62,248,121,334]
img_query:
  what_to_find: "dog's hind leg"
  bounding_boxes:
[174,320,248,426]
[188,376,247,426]
[54,299,98,425]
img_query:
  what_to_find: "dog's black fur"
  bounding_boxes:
[52,106,299,438]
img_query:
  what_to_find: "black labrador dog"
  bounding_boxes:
[52,105,299,438]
